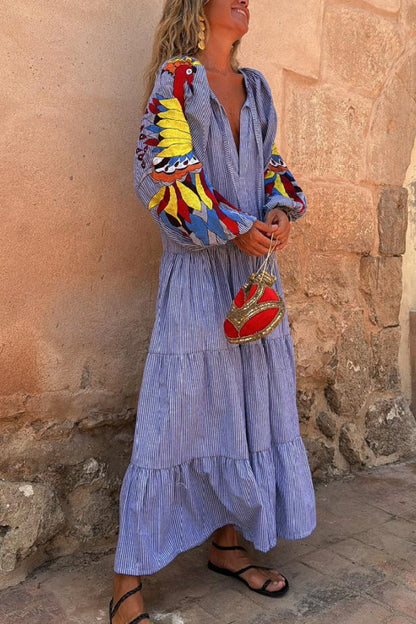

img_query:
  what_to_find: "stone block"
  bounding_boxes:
[411,310,416,416]
[276,239,304,296]
[303,438,335,477]
[371,327,401,391]
[300,184,374,253]
[365,0,401,10]
[241,0,324,80]
[322,5,402,96]
[0,481,64,577]
[77,406,135,432]
[366,75,416,186]
[289,300,341,384]
[296,389,315,423]
[316,411,338,439]
[67,481,118,544]
[397,53,416,109]
[325,310,372,419]
[304,253,360,306]
[339,422,371,466]
[360,256,402,327]
[378,187,408,256]
[403,0,416,39]
[284,82,373,183]
[365,396,416,457]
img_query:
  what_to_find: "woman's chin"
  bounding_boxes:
[235,25,249,40]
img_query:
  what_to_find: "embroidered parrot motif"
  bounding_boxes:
[264,145,307,220]
[137,57,256,246]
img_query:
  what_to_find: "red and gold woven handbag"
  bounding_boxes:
[224,234,285,344]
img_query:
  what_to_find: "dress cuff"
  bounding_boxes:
[263,199,301,223]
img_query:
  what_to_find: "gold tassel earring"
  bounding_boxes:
[198,15,206,50]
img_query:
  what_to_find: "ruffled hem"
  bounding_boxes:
[114,436,316,575]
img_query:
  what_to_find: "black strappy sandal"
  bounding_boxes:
[207,541,289,598]
[109,582,150,624]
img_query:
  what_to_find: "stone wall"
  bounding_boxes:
[400,138,416,408]
[1,0,416,588]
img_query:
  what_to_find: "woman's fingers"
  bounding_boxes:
[233,220,283,256]
[236,237,277,256]
[255,221,280,236]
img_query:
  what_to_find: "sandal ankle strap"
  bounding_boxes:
[129,613,150,624]
[110,582,143,620]
[212,540,246,551]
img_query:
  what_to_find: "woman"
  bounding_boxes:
[110,1,316,622]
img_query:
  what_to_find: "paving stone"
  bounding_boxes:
[365,580,416,619]
[0,587,33,615]
[382,518,416,544]
[364,488,416,518]
[329,537,411,571]
[380,566,416,595]
[153,604,220,624]
[197,587,262,622]
[402,510,416,524]
[300,515,353,549]
[301,546,385,592]
[344,472,412,497]
[355,527,416,568]
[316,493,394,532]
[304,594,392,624]
[251,537,318,567]
[30,555,113,620]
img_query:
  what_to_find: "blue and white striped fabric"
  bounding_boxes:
[114,57,316,576]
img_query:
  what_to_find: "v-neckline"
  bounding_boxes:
[193,59,250,169]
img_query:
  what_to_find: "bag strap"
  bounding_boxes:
[256,233,277,283]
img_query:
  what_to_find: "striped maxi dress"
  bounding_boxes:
[114,56,316,576]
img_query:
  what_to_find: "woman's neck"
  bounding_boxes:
[195,35,236,75]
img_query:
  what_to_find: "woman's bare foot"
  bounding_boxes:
[111,574,153,624]
[209,525,287,593]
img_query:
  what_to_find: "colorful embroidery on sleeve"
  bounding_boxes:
[137,57,256,246]
[264,145,307,221]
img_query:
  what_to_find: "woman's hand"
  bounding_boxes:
[232,220,279,257]
[264,208,291,251]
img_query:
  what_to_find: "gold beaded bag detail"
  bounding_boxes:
[224,234,285,344]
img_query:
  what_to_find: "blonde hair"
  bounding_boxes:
[142,0,241,111]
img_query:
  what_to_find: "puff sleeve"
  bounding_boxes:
[255,71,307,223]
[134,56,257,248]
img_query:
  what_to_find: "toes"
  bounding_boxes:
[269,570,286,583]
[269,579,285,588]
[265,579,286,592]
[265,573,287,590]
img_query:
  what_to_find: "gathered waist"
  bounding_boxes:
[161,235,241,256]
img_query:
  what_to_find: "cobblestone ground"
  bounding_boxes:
[1,458,416,624]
